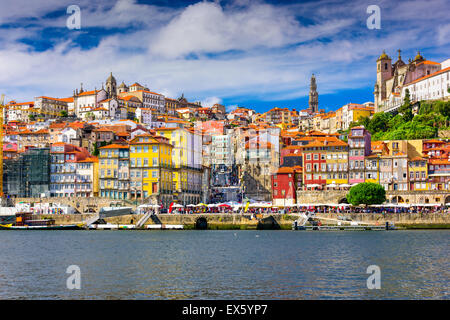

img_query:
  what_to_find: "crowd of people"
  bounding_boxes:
[140,203,449,215]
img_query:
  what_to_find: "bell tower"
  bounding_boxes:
[308,74,318,114]
[105,72,117,99]
[375,50,392,110]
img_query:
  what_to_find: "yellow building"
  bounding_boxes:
[129,133,174,207]
[76,156,99,197]
[325,139,349,186]
[408,157,429,191]
[155,127,203,205]
[351,107,373,123]
[99,143,130,199]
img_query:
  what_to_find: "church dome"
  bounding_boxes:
[119,81,127,88]
[414,51,424,61]
[106,72,116,84]
[377,50,390,60]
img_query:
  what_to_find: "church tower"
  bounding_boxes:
[105,72,117,99]
[374,50,392,110]
[308,74,318,114]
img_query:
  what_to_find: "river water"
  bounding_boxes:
[0,230,448,299]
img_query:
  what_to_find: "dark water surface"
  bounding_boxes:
[0,230,448,299]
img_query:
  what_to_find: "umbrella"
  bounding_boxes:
[218,204,231,208]
[196,203,208,207]
[172,204,184,208]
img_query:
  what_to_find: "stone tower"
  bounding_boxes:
[105,72,117,99]
[308,74,318,114]
[374,50,392,109]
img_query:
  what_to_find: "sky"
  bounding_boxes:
[0,0,449,113]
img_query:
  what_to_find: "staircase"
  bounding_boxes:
[136,212,153,228]
[295,212,315,227]
[83,213,100,227]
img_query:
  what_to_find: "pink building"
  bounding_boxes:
[348,126,371,185]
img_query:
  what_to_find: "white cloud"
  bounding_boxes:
[437,23,450,45]
[201,96,222,107]
[226,104,238,112]
[0,0,449,110]
[149,1,353,58]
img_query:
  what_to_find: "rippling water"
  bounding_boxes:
[0,230,448,299]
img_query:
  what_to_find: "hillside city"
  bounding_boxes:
[2,50,450,209]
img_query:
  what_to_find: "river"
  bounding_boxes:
[0,230,448,299]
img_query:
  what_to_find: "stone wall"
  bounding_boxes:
[14,197,138,214]
[32,212,450,229]
[322,212,450,226]
[296,190,347,204]
[296,190,450,205]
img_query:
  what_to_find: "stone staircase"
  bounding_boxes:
[241,172,271,201]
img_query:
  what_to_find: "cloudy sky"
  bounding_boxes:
[0,0,449,113]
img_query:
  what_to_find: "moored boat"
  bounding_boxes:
[0,223,84,230]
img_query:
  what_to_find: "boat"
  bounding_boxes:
[0,223,84,230]
[292,212,393,231]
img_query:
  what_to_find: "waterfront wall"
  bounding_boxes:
[296,190,450,205]
[33,212,450,229]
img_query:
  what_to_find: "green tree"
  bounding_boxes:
[28,114,36,121]
[92,142,99,156]
[367,112,393,134]
[60,110,68,117]
[399,88,413,122]
[347,182,386,206]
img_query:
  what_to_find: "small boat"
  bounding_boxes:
[0,223,84,230]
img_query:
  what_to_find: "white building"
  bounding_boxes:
[402,65,450,103]
[135,107,153,124]
[74,89,107,117]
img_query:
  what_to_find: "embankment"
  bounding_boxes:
[32,212,450,229]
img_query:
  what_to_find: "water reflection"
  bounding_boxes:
[0,230,448,299]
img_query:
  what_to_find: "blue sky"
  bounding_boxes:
[0,0,449,113]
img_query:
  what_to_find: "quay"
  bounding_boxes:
[1,201,449,230]
[1,211,448,230]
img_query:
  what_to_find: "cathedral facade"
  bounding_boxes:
[374,50,441,113]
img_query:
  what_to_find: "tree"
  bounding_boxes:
[60,110,68,117]
[347,182,386,206]
[399,88,413,122]
[367,112,393,134]
[28,114,36,121]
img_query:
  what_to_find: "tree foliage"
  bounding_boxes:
[348,99,449,141]
[347,182,386,206]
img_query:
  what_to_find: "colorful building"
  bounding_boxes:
[348,126,371,185]
[272,166,302,206]
[129,134,173,207]
[408,157,429,191]
[99,143,130,199]
[155,127,203,205]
